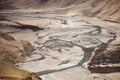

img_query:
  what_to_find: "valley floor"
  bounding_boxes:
[0,9,120,80]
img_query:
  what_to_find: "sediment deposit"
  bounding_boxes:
[0,0,120,80]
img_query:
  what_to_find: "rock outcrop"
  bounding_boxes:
[88,39,120,73]
[0,31,33,64]
[90,0,120,23]
[0,60,42,80]
[0,0,88,9]
[0,32,42,80]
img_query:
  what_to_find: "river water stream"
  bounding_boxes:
[0,12,116,80]
[18,16,115,80]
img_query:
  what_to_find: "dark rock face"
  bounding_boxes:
[39,0,48,2]
[0,32,15,41]
[89,66,120,73]
[10,25,44,32]
[88,39,120,73]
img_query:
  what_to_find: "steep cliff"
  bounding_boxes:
[0,32,33,65]
[90,0,120,23]
[0,0,88,9]
[0,32,43,80]
[0,60,42,80]
[88,39,120,73]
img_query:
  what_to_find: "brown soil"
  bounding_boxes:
[0,31,33,65]
[0,60,42,80]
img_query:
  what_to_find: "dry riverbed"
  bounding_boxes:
[0,10,119,80]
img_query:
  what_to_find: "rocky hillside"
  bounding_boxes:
[0,32,33,65]
[0,60,42,80]
[88,39,120,73]
[90,0,120,23]
[0,32,42,80]
[0,0,120,22]
[0,0,88,9]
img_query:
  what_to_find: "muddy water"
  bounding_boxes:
[0,12,116,80]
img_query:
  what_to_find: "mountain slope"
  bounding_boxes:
[0,0,88,9]
[90,0,120,23]
[0,0,120,22]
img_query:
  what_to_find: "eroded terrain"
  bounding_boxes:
[0,10,118,80]
[0,0,120,80]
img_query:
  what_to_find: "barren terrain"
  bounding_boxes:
[0,0,120,80]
